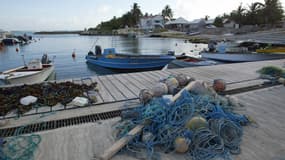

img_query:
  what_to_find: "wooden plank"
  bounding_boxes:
[120,73,147,90]
[132,72,156,86]
[147,71,166,80]
[226,79,269,91]
[113,74,141,97]
[99,124,145,160]
[98,76,125,101]
[140,71,159,82]
[91,76,115,103]
[105,75,137,99]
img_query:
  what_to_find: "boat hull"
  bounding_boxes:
[2,65,54,85]
[256,48,285,53]
[86,55,175,70]
[201,52,285,62]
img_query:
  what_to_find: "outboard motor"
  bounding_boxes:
[41,54,50,64]
[95,45,102,56]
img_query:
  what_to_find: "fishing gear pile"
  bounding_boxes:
[0,81,98,116]
[258,66,285,85]
[115,74,249,160]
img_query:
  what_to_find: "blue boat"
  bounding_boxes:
[85,46,175,70]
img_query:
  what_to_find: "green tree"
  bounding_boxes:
[213,16,224,27]
[230,3,246,25]
[162,5,173,21]
[261,0,284,25]
[131,3,142,26]
[245,2,264,25]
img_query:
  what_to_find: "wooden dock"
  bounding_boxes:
[0,59,285,160]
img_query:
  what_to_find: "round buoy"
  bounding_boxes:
[278,77,285,85]
[213,79,226,92]
[151,83,168,97]
[165,77,179,94]
[16,47,19,52]
[139,89,154,104]
[186,116,208,131]
[174,137,189,153]
[72,52,76,58]
[175,74,189,86]
[188,80,210,95]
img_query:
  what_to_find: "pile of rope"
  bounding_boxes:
[116,83,249,160]
[0,81,97,116]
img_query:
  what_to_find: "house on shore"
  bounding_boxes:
[0,29,9,40]
[164,17,189,32]
[223,19,239,29]
[140,15,164,31]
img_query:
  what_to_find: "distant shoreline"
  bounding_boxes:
[34,31,83,34]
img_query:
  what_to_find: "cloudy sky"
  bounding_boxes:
[0,0,284,31]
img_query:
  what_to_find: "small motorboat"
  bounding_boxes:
[256,47,285,53]
[172,54,217,67]
[85,46,176,70]
[201,40,285,62]
[0,54,55,85]
[2,38,20,45]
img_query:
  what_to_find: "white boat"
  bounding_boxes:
[201,52,285,62]
[0,55,54,85]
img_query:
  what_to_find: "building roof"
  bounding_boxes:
[165,17,189,25]
[205,19,214,24]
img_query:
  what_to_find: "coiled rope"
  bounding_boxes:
[115,90,249,160]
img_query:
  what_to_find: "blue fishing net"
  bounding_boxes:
[117,90,249,160]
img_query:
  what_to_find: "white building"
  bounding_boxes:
[0,29,8,39]
[223,19,239,29]
[165,17,190,32]
[140,15,164,30]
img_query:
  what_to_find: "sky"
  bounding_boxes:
[0,0,284,31]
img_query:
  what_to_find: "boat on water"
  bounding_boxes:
[201,40,285,62]
[171,54,217,67]
[201,52,285,62]
[2,38,20,45]
[85,46,176,70]
[0,54,55,85]
[256,47,285,53]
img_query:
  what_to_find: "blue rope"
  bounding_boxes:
[117,90,249,160]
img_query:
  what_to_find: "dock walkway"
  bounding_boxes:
[1,59,284,120]
[0,59,285,160]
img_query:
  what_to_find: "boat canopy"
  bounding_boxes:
[103,48,116,55]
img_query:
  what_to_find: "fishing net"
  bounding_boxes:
[115,90,249,160]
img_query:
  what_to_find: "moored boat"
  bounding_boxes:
[256,47,285,53]
[85,46,176,70]
[172,54,217,67]
[201,52,285,62]
[201,40,285,62]
[0,54,54,85]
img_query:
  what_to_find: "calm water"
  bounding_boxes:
[0,34,207,80]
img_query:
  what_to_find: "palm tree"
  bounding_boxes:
[262,0,284,24]
[131,3,142,26]
[230,3,246,25]
[162,5,173,21]
[246,2,264,24]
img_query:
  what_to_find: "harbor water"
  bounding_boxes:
[0,34,207,80]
